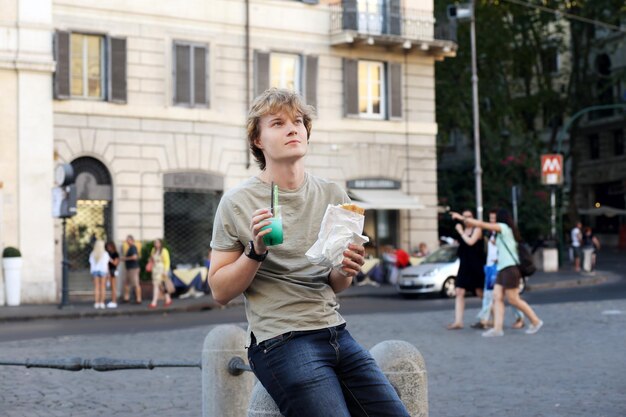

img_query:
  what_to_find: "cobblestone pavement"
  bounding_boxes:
[1,298,625,417]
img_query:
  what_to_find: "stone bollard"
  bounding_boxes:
[202,324,256,417]
[247,382,282,417]
[542,247,559,272]
[247,339,428,417]
[370,340,428,417]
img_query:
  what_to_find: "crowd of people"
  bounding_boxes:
[88,235,212,310]
[446,208,543,337]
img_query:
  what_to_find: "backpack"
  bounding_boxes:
[501,238,537,277]
[517,243,537,277]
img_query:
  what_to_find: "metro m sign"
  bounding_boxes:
[541,154,563,185]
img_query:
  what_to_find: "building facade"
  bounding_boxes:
[573,26,626,248]
[0,0,456,303]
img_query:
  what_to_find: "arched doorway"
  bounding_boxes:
[66,157,113,297]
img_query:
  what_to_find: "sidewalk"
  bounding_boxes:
[0,256,620,322]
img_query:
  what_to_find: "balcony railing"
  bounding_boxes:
[330,0,457,44]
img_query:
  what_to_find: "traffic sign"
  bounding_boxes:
[541,154,563,185]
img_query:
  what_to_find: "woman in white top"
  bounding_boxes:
[451,209,543,337]
[89,240,110,309]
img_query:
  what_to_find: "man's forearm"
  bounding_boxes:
[329,269,353,293]
[210,255,262,305]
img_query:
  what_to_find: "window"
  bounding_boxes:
[358,61,385,117]
[70,34,104,99]
[343,58,401,119]
[589,134,600,160]
[358,0,384,35]
[614,130,624,156]
[173,42,208,107]
[270,53,301,93]
[54,31,127,103]
[254,51,318,108]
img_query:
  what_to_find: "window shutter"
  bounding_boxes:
[174,44,191,105]
[53,30,70,99]
[108,37,127,103]
[194,46,208,106]
[388,62,402,119]
[304,55,318,110]
[342,0,358,30]
[254,50,270,98]
[343,58,358,117]
[388,0,402,36]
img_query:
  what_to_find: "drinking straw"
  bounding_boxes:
[270,181,275,216]
[272,183,279,216]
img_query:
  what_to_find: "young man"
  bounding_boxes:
[571,221,583,272]
[121,235,141,304]
[209,88,409,417]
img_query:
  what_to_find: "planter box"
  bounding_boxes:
[3,257,23,306]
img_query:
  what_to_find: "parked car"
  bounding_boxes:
[396,245,459,298]
[396,244,528,297]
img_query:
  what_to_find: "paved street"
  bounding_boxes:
[1,294,625,416]
[1,250,625,416]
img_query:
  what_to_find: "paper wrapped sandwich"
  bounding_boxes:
[306,203,369,270]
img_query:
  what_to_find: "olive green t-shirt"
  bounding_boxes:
[210,172,350,344]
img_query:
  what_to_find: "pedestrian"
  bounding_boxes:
[471,210,524,330]
[208,88,410,417]
[395,247,411,269]
[121,235,142,304]
[88,239,109,309]
[570,221,583,272]
[447,209,485,330]
[381,244,400,284]
[451,209,544,337]
[414,242,430,258]
[582,226,601,271]
[148,238,172,308]
[105,241,119,308]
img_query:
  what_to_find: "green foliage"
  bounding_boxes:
[2,247,22,258]
[435,0,626,242]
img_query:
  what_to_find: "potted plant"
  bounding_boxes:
[2,246,22,306]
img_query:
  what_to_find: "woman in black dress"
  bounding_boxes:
[447,209,485,330]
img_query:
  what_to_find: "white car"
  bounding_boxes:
[396,245,459,298]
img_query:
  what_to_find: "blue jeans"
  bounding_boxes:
[248,324,410,417]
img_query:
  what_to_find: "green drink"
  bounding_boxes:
[261,205,283,246]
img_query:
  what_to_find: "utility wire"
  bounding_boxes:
[499,0,626,33]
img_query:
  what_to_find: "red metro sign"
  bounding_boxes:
[541,154,563,185]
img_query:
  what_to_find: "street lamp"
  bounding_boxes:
[448,1,483,219]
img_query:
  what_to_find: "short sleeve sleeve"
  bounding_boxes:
[211,197,244,252]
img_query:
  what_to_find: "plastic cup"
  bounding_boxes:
[261,205,284,246]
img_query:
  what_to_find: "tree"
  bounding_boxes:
[434,0,626,241]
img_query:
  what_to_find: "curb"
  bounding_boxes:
[0,272,617,323]
[527,271,617,292]
[0,301,219,323]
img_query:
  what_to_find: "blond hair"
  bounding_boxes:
[91,240,106,263]
[246,88,315,170]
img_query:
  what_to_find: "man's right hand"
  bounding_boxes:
[250,208,273,254]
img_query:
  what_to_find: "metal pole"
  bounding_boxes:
[512,185,518,226]
[550,186,556,241]
[59,218,68,309]
[470,0,483,220]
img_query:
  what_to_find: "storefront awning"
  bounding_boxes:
[578,206,626,218]
[348,189,425,210]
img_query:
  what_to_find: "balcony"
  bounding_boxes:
[329,0,457,57]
